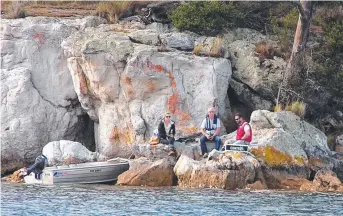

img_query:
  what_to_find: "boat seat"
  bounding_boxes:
[221,143,257,158]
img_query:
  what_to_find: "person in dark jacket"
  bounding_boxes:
[20,155,48,179]
[158,111,176,156]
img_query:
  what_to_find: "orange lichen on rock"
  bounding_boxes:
[182,126,198,134]
[167,92,181,114]
[1,169,25,183]
[124,76,132,85]
[109,127,120,140]
[295,156,306,164]
[180,112,192,121]
[251,146,305,167]
[166,70,176,88]
[141,59,196,134]
[109,127,134,145]
[149,63,164,72]
[146,80,157,93]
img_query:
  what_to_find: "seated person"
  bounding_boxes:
[224,112,252,149]
[200,107,222,158]
[20,155,48,179]
[158,111,176,156]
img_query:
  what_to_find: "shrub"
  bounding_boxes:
[255,41,280,61]
[285,101,306,118]
[95,1,133,23]
[323,20,343,51]
[169,1,240,35]
[274,101,306,118]
[269,5,298,52]
[311,5,343,96]
[316,60,343,96]
[274,104,283,112]
[7,1,27,19]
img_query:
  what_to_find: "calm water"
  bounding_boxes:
[1,183,343,216]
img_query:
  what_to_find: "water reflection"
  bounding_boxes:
[1,183,343,216]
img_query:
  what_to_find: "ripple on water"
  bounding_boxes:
[1,183,343,216]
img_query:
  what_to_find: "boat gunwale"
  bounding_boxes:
[44,161,129,172]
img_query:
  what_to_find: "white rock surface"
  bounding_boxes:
[63,26,232,158]
[1,17,105,173]
[42,140,106,166]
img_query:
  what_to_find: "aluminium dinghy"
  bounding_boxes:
[24,158,129,185]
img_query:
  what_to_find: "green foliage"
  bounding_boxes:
[169,1,241,35]
[270,11,279,35]
[316,59,343,96]
[283,7,299,29]
[311,5,343,97]
[269,5,298,52]
[323,20,343,51]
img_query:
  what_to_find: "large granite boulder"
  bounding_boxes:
[174,151,261,189]
[62,24,232,159]
[1,16,105,174]
[222,110,342,188]
[42,140,107,166]
[117,157,176,186]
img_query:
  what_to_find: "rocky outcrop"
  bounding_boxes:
[132,141,201,161]
[300,169,343,192]
[117,157,176,186]
[1,168,26,183]
[2,15,340,193]
[174,151,261,189]
[1,17,105,174]
[222,28,285,106]
[62,22,232,158]
[42,140,107,166]
[222,110,343,189]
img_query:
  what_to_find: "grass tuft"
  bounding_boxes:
[7,1,27,19]
[274,101,306,118]
[95,1,133,23]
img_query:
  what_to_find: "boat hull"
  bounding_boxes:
[24,159,129,185]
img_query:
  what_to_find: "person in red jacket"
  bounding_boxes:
[233,112,252,145]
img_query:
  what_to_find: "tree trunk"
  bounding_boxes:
[286,0,313,84]
[277,0,313,105]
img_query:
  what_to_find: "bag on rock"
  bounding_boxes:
[149,136,160,145]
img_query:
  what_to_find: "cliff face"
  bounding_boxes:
[0,17,231,173]
[61,20,232,158]
[1,17,106,174]
[1,16,340,176]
